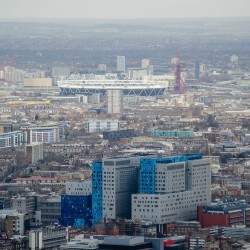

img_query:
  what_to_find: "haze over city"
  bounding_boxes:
[2,0,250,19]
[0,0,250,250]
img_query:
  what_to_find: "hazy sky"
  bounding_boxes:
[2,0,250,19]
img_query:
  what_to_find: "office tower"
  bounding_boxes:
[132,155,211,233]
[107,90,123,115]
[195,61,200,80]
[141,59,150,68]
[116,56,126,72]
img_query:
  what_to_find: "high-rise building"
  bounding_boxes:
[116,56,126,72]
[92,162,103,224]
[132,155,211,232]
[141,59,150,69]
[107,90,123,115]
[26,143,44,164]
[195,61,200,80]
[92,154,155,223]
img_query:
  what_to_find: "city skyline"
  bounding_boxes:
[1,0,250,19]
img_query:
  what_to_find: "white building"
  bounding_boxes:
[132,158,211,231]
[51,67,70,77]
[117,56,126,72]
[230,54,239,63]
[11,196,36,215]
[127,68,149,80]
[107,90,123,115]
[98,64,107,72]
[66,179,92,195]
[102,155,154,220]
[86,120,120,133]
[141,59,150,68]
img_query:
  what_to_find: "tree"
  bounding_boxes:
[206,114,218,128]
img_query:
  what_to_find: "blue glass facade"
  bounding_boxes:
[59,195,92,229]
[92,161,103,223]
[140,154,202,194]
[0,131,27,148]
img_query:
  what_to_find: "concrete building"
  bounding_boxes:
[131,155,211,232]
[102,157,140,220]
[38,196,61,226]
[116,56,126,72]
[141,59,150,69]
[86,119,120,133]
[52,67,70,77]
[15,176,58,185]
[127,68,149,80]
[98,64,107,72]
[195,61,200,80]
[0,209,29,236]
[92,154,156,223]
[66,179,92,196]
[23,78,52,87]
[107,90,123,115]
[26,143,44,164]
[11,195,37,226]
[29,226,68,250]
